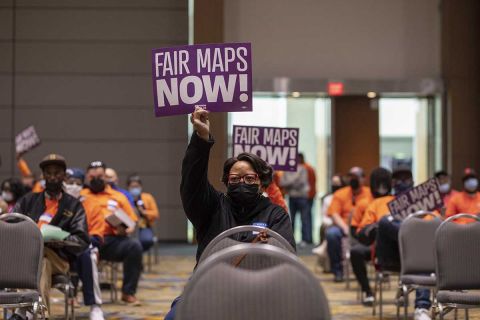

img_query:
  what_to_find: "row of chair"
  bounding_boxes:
[373,212,480,320]
[175,225,332,320]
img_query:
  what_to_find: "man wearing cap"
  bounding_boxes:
[13,154,89,319]
[80,161,143,305]
[65,168,106,320]
[326,166,372,282]
[445,168,480,224]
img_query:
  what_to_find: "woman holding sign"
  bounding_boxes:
[164,106,296,320]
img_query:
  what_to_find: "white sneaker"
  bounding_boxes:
[312,241,327,256]
[89,305,105,320]
[414,308,431,320]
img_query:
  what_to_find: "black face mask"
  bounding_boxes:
[45,180,63,195]
[394,181,413,195]
[227,183,261,208]
[89,177,105,194]
[349,178,360,191]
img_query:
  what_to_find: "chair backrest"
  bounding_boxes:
[435,214,480,290]
[198,226,295,265]
[177,244,331,320]
[0,213,44,290]
[399,211,442,275]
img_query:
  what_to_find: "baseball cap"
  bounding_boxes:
[39,154,67,171]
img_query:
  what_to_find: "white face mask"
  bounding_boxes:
[1,191,13,202]
[464,178,479,193]
[64,182,82,198]
[438,183,451,194]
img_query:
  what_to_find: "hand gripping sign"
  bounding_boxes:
[232,125,300,172]
[152,43,252,117]
[387,177,444,220]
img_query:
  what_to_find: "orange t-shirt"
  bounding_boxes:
[266,182,288,213]
[351,197,373,228]
[38,197,59,229]
[17,158,32,177]
[81,185,138,236]
[303,163,317,200]
[445,191,480,224]
[357,195,395,232]
[139,192,160,225]
[328,186,373,223]
[81,196,107,239]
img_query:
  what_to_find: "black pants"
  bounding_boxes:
[100,236,143,295]
[350,243,372,294]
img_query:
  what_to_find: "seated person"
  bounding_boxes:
[364,168,432,320]
[350,167,391,306]
[126,174,160,251]
[12,154,89,319]
[105,167,135,208]
[80,161,143,305]
[64,168,106,320]
[445,168,480,223]
[326,167,372,282]
[164,106,296,320]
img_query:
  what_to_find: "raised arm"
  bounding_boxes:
[180,107,221,231]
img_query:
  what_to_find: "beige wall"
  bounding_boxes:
[0,0,189,240]
[224,0,440,80]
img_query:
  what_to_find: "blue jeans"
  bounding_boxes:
[139,227,155,252]
[289,196,312,243]
[326,225,345,276]
[99,236,143,295]
[376,216,431,309]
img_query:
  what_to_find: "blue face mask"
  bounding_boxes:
[464,178,478,193]
[129,187,142,198]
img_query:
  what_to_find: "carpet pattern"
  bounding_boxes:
[48,245,480,320]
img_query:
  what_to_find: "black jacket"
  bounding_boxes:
[14,191,90,259]
[180,133,296,262]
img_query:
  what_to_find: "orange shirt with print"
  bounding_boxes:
[357,195,395,232]
[445,191,480,224]
[81,196,107,239]
[37,197,59,229]
[351,197,373,228]
[328,186,372,223]
[81,185,138,236]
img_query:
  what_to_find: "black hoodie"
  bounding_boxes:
[180,133,296,262]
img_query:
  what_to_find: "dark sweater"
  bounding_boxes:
[180,133,296,262]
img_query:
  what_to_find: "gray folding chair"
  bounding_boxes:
[197,225,295,265]
[397,211,442,320]
[0,213,45,319]
[433,214,480,320]
[176,243,331,320]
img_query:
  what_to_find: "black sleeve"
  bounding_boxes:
[180,132,221,232]
[63,201,90,256]
[12,194,27,214]
[356,223,378,246]
[270,206,297,252]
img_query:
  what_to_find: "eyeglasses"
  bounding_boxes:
[228,174,259,185]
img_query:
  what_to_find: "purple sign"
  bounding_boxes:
[152,43,252,117]
[387,178,443,220]
[232,125,299,172]
[16,125,41,155]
